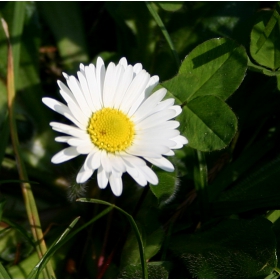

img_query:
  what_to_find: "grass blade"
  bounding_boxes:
[1,16,55,278]
[77,198,148,279]
[146,1,180,68]
[27,206,113,278]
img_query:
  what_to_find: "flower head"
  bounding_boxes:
[43,57,187,196]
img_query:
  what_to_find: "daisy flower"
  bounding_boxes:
[42,57,187,196]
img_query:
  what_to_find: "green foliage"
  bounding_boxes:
[250,10,280,71]
[1,1,280,279]
[170,218,276,278]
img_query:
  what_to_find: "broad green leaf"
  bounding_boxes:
[181,95,238,151]
[250,11,280,70]
[157,2,183,12]
[162,38,247,102]
[150,169,178,206]
[121,225,165,267]
[256,3,280,51]
[119,261,171,279]
[170,218,277,278]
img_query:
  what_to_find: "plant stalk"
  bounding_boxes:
[2,18,55,278]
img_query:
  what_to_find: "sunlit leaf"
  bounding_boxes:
[157,2,183,12]
[255,3,280,51]
[162,38,247,102]
[180,95,238,151]
[250,11,280,70]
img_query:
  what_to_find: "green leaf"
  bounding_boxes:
[0,262,11,279]
[150,168,178,206]
[212,156,280,214]
[77,198,148,279]
[169,218,277,278]
[208,137,274,202]
[277,75,280,91]
[118,261,171,279]
[250,11,280,70]
[162,38,247,102]
[37,2,88,71]
[256,4,280,51]
[181,95,238,151]
[157,2,183,12]
[27,206,112,278]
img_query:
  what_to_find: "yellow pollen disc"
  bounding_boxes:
[87,108,135,153]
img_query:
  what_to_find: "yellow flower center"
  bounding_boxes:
[87,108,135,153]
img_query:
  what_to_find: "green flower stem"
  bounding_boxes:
[194,150,209,221]
[145,1,180,68]
[1,18,55,278]
[77,198,148,279]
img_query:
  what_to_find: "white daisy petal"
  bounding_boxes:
[154,99,175,113]
[113,65,134,109]
[86,150,102,170]
[145,156,174,172]
[171,135,189,149]
[133,63,143,75]
[67,138,91,147]
[102,62,116,107]
[127,167,147,186]
[55,136,72,142]
[43,56,187,196]
[97,166,109,189]
[136,109,177,130]
[85,64,102,111]
[133,88,166,122]
[65,75,92,117]
[77,162,94,183]
[100,150,112,173]
[76,144,93,154]
[51,147,80,164]
[109,173,123,196]
[77,70,95,112]
[119,70,150,114]
[119,57,128,69]
[139,165,158,185]
[50,122,88,139]
[170,105,182,117]
[164,150,175,156]
[43,97,85,129]
[144,75,159,98]
[96,57,106,105]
